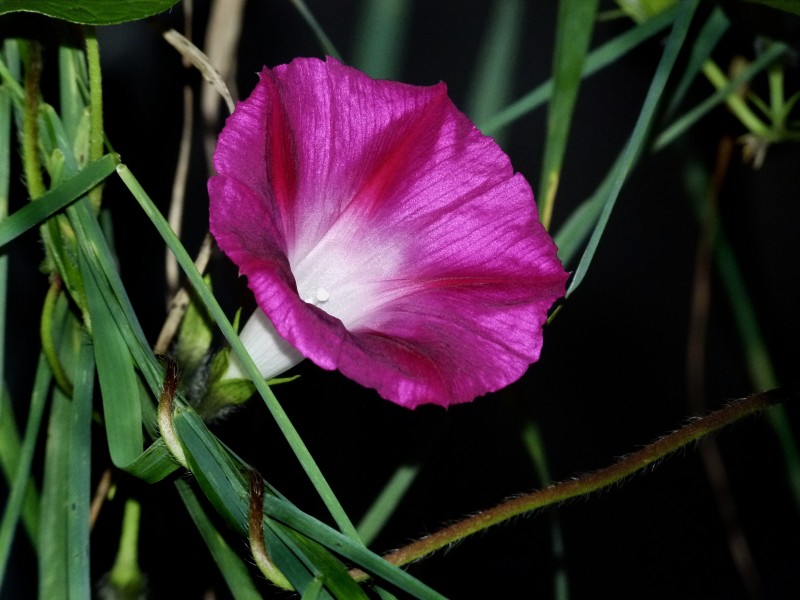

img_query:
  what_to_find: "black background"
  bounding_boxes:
[3,1,800,598]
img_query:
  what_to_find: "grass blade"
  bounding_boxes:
[80,247,143,468]
[466,0,525,147]
[66,337,93,600]
[0,154,117,248]
[480,4,678,135]
[566,0,700,297]
[538,0,599,229]
[352,0,412,79]
[175,479,262,600]
[0,354,49,584]
[356,464,419,547]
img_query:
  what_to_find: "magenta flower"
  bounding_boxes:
[208,57,567,409]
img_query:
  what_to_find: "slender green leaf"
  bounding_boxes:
[538,0,599,227]
[273,525,369,600]
[0,355,49,583]
[173,405,249,534]
[356,464,419,547]
[263,497,446,600]
[352,0,412,80]
[0,388,40,548]
[288,0,342,61]
[0,0,181,25]
[480,5,678,135]
[0,154,118,248]
[175,480,262,600]
[67,337,93,600]
[39,387,71,600]
[80,247,143,468]
[566,0,700,296]
[663,7,729,119]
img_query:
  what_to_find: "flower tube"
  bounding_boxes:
[209,57,567,409]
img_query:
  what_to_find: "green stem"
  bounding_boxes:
[85,29,104,211]
[22,41,45,200]
[106,499,146,598]
[40,278,74,396]
[361,388,791,572]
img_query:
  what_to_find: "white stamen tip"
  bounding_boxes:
[315,287,330,303]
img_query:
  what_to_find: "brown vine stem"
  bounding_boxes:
[351,388,794,579]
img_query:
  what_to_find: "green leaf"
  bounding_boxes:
[80,247,143,468]
[0,0,182,25]
[466,0,525,147]
[538,0,599,227]
[273,525,370,600]
[175,480,262,600]
[480,4,678,135]
[66,337,94,600]
[352,0,412,80]
[0,154,118,248]
[0,354,49,582]
[123,439,180,484]
[356,464,419,547]
[566,0,700,296]
[39,388,72,600]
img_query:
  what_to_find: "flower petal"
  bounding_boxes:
[210,57,567,409]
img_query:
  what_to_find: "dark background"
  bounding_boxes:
[4,0,800,598]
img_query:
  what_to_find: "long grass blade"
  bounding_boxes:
[79,247,143,467]
[537,0,599,229]
[566,0,700,297]
[175,479,262,600]
[356,464,419,547]
[66,337,93,600]
[480,5,678,135]
[466,0,525,148]
[0,354,49,585]
[352,0,412,80]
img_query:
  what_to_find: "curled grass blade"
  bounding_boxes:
[566,0,700,297]
[655,42,790,151]
[116,163,360,540]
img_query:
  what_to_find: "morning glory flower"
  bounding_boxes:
[208,57,567,409]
